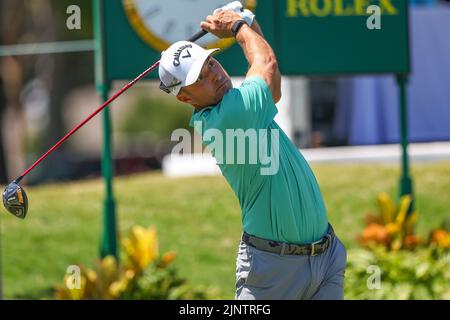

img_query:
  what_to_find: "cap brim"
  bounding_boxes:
[184,48,220,87]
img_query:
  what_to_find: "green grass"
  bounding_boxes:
[1,161,449,299]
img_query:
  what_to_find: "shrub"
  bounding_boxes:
[55,226,208,300]
[119,95,192,141]
[347,192,450,299]
[357,193,419,250]
[345,247,450,300]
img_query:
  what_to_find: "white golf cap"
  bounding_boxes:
[159,41,219,95]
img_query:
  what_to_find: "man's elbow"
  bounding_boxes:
[267,57,282,103]
[273,90,282,104]
[270,65,282,104]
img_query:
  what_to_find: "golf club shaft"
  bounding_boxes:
[16,29,208,182]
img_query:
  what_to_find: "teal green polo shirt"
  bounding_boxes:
[190,76,328,244]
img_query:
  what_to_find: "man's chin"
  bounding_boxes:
[219,81,232,96]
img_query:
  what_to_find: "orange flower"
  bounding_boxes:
[358,223,389,245]
[403,235,421,248]
[159,251,177,267]
[430,229,450,248]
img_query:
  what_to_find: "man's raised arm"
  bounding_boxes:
[201,11,282,103]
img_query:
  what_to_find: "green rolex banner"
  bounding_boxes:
[102,0,409,79]
[278,0,410,74]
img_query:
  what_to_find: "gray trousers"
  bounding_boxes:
[235,234,347,300]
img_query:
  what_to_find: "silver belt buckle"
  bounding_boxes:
[310,238,322,256]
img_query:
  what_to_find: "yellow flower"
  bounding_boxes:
[99,256,118,282]
[385,222,401,235]
[390,237,403,251]
[125,269,136,280]
[109,270,134,299]
[404,211,418,235]
[55,225,184,300]
[96,256,119,298]
[86,268,97,283]
[123,226,159,271]
[395,194,413,225]
[81,267,98,299]
[377,192,395,224]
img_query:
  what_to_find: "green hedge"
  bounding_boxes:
[345,247,450,300]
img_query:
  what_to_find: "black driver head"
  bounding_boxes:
[2,181,28,219]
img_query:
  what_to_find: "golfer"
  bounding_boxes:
[158,7,347,300]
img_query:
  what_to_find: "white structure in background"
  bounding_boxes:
[163,142,450,178]
[283,77,311,148]
[163,153,221,178]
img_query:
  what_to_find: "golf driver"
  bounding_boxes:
[2,29,208,219]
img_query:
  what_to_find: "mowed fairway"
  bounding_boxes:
[1,161,449,299]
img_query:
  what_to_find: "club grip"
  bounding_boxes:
[187,29,208,42]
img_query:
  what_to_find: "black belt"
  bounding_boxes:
[242,224,335,256]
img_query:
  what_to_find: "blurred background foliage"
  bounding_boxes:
[0,0,195,185]
[55,225,211,300]
[118,94,192,141]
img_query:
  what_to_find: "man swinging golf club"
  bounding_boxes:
[158,3,347,300]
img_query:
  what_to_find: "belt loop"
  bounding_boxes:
[326,233,332,248]
[280,243,287,256]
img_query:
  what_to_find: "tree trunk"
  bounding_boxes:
[0,76,7,183]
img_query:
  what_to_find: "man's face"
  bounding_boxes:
[176,56,232,110]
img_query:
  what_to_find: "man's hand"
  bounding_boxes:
[200,10,243,39]
[213,1,255,27]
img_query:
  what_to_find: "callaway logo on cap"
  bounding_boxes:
[159,41,219,95]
